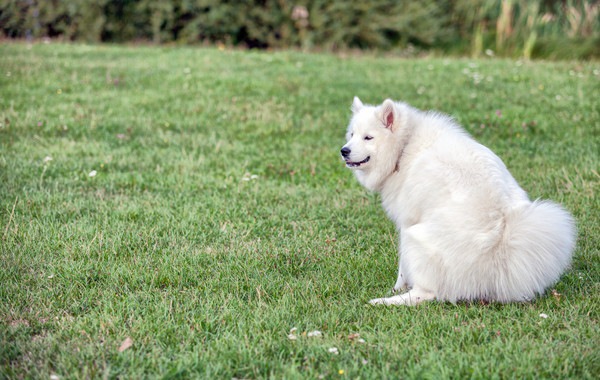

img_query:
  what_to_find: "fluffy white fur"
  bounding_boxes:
[341,97,576,306]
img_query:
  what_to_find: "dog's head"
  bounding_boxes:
[340,97,403,190]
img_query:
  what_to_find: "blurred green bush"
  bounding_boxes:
[1,0,598,59]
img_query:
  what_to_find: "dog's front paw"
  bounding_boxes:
[368,291,434,306]
[369,297,388,305]
[369,296,410,306]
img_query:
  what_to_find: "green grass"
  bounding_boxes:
[0,42,598,379]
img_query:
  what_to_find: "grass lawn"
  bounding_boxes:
[0,42,598,379]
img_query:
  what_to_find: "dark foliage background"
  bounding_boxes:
[1,0,598,58]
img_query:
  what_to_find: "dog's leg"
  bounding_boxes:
[393,229,416,293]
[393,241,408,293]
[393,270,406,293]
[369,287,435,306]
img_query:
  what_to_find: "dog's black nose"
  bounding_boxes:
[340,146,351,157]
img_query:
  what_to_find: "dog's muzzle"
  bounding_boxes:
[340,146,370,168]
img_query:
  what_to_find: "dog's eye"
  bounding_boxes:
[364,136,373,141]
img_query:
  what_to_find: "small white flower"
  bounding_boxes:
[539,313,548,319]
[88,170,97,177]
[357,338,366,344]
[50,375,60,380]
[288,327,298,340]
[242,173,258,181]
[43,156,53,163]
[307,330,322,338]
[328,347,339,355]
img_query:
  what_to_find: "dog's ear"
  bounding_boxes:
[351,96,364,113]
[381,99,396,130]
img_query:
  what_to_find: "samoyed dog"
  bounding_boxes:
[341,97,576,306]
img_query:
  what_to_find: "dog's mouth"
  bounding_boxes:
[345,156,370,168]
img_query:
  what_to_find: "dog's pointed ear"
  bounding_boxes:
[351,96,364,113]
[381,99,396,130]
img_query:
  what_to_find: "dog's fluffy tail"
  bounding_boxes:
[497,200,576,302]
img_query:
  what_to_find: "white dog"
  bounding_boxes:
[341,97,576,305]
